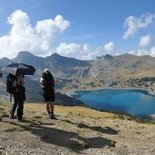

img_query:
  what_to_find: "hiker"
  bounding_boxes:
[9,74,26,121]
[7,73,17,118]
[40,69,56,119]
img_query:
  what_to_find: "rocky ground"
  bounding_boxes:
[0,100,155,155]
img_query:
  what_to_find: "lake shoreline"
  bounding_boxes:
[63,86,155,97]
[61,86,155,119]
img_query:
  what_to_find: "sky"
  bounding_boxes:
[0,0,155,60]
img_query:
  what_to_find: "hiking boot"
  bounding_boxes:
[9,115,16,119]
[50,112,56,119]
[17,117,23,122]
[47,111,51,117]
[50,115,56,119]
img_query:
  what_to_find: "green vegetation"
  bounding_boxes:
[110,110,154,124]
[126,77,155,88]
[55,92,84,106]
[109,81,120,87]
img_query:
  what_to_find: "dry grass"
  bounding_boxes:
[25,103,114,118]
[1,99,155,155]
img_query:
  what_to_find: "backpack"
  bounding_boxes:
[41,71,54,90]
[6,74,17,94]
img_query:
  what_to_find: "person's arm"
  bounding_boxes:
[40,77,45,88]
[40,77,43,83]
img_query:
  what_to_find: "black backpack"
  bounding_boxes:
[6,74,17,94]
[42,71,54,90]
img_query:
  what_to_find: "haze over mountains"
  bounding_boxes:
[0,51,155,102]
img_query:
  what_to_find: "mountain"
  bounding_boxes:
[1,51,155,102]
[13,51,45,67]
[0,57,12,68]
[0,51,92,102]
[12,51,91,78]
[46,53,89,68]
[45,53,90,78]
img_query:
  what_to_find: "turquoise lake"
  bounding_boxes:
[73,89,155,116]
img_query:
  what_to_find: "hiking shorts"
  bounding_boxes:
[43,89,55,102]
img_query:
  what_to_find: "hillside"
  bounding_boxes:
[0,100,155,155]
[1,51,155,101]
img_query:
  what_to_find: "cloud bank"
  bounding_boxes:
[1,10,155,60]
[56,41,118,60]
[0,10,70,58]
[0,10,111,60]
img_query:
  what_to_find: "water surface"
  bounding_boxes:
[73,89,155,116]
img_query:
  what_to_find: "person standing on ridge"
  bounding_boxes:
[40,69,56,119]
[9,74,26,121]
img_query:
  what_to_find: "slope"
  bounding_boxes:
[0,100,155,155]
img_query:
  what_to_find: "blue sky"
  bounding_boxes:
[0,0,155,59]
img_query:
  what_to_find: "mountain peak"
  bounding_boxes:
[0,57,11,61]
[52,53,61,56]
[50,53,63,59]
[104,54,114,60]
[0,57,12,67]
[17,51,35,58]
[12,51,45,68]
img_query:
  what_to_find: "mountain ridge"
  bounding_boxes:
[1,51,155,102]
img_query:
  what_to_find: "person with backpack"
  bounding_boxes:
[7,73,18,118]
[7,74,26,121]
[40,69,56,119]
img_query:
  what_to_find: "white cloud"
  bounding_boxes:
[128,49,149,56]
[104,42,116,53]
[123,13,155,39]
[150,46,155,57]
[139,34,151,47]
[56,43,99,60]
[56,41,119,60]
[56,42,106,60]
[128,47,155,57]
[56,43,81,57]
[0,10,70,58]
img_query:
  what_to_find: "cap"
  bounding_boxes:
[44,68,49,72]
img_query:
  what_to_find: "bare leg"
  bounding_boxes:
[49,102,55,119]
[46,102,50,114]
[49,102,54,113]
